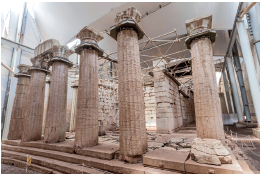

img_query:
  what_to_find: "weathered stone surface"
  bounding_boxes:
[34,39,60,57]
[143,149,190,172]
[190,138,232,166]
[22,69,49,141]
[185,14,212,36]
[115,7,147,163]
[69,80,78,132]
[185,15,225,142]
[42,77,51,136]
[143,86,156,130]
[43,43,74,143]
[153,60,186,133]
[115,6,141,24]
[74,26,103,147]
[98,83,119,131]
[219,93,228,114]
[44,62,69,143]
[7,64,31,140]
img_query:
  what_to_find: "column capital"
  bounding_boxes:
[14,64,31,78]
[110,7,144,40]
[185,14,216,49]
[75,26,104,56]
[29,56,51,74]
[48,45,74,67]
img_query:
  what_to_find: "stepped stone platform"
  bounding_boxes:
[2,139,244,174]
[2,139,119,160]
[1,140,177,174]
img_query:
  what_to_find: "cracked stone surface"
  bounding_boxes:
[190,138,232,166]
[115,7,147,163]
[7,65,31,140]
[185,15,225,143]
[74,26,103,148]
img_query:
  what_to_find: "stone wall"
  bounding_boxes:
[98,84,119,130]
[180,91,196,125]
[153,60,183,133]
[143,86,156,130]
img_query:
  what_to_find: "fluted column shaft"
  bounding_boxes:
[42,80,50,136]
[44,61,69,143]
[117,29,147,162]
[7,76,30,140]
[190,36,225,142]
[70,86,78,132]
[75,48,99,147]
[22,69,48,141]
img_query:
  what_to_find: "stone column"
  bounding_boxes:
[185,14,225,142]
[21,56,50,142]
[74,26,104,147]
[7,64,31,140]
[44,45,74,143]
[110,7,147,163]
[219,93,228,114]
[70,80,78,132]
[42,77,51,136]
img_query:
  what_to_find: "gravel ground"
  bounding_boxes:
[239,144,260,172]
[1,164,40,174]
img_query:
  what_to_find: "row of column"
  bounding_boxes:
[8,8,228,162]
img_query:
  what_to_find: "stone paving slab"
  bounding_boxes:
[185,148,243,174]
[75,143,119,160]
[143,148,190,172]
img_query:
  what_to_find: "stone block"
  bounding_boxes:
[143,149,189,172]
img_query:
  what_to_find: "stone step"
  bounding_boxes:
[143,148,189,173]
[2,139,118,160]
[1,157,62,174]
[1,149,106,174]
[1,144,178,174]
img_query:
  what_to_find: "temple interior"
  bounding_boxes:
[1,2,260,174]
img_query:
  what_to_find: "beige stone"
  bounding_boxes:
[114,7,147,163]
[21,56,50,142]
[70,80,78,132]
[74,26,103,147]
[43,45,74,143]
[7,64,31,140]
[42,77,51,136]
[190,138,232,166]
[185,14,225,142]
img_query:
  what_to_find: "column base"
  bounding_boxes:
[118,154,143,164]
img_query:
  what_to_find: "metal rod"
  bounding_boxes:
[1,62,14,74]
[240,2,257,18]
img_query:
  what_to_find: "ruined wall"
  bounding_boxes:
[180,92,196,125]
[153,60,183,133]
[143,86,156,130]
[98,85,119,130]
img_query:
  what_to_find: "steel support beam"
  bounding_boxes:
[222,70,233,113]
[226,57,244,122]
[232,40,252,122]
[237,19,260,127]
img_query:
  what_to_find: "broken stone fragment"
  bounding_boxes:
[190,138,232,166]
[34,39,60,57]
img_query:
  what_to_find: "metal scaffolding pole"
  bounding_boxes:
[226,56,243,122]
[232,40,252,122]
[222,70,233,113]
[237,19,260,127]
[226,66,237,113]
